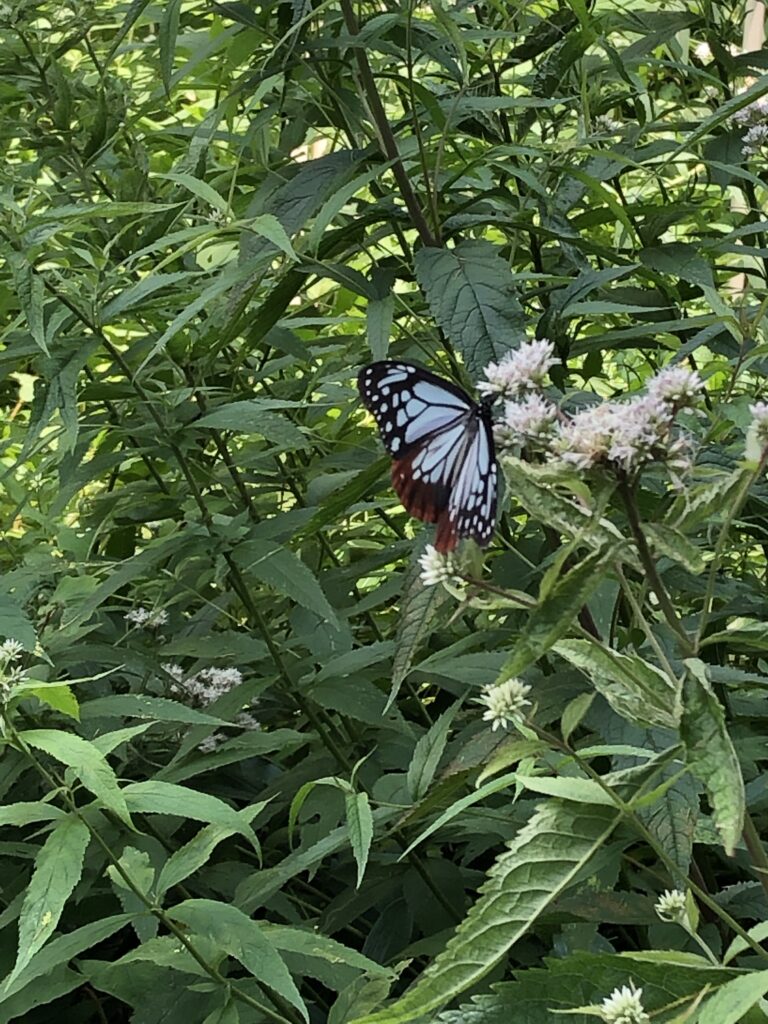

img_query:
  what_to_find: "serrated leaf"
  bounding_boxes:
[107,847,157,943]
[0,596,37,651]
[555,639,680,730]
[640,242,714,288]
[500,551,611,678]
[407,704,461,802]
[415,241,525,376]
[10,681,79,720]
[0,802,66,827]
[681,660,744,855]
[80,694,228,727]
[9,255,47,355]
[167,899,307,1018]
[261,924,393,990]
[346,791,373,889]
[698,970,768,1024]
[156,808,265,896]
[234,540,339,627]
[644,523,706,574]
[354,802,620,1024]
[242,214,298,260]
[19,730,133,828]
[8,815,90,985]
[196,402,308,449]
[122,780,258,844]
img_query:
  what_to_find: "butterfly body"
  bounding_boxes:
[358,360,497,552]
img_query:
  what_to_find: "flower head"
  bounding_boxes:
[477,677,532,731]
[731,95,768,128]
[645,365,702,406]
[655,888,688,923]
[171,666,244,706]
[0,639,24,662]
[234,710,261,731]
[478,339,557,399]
[501,394,558,443]
[125,607,168,628]
[745,401,768,461]
[743,123,768,156]
[198,732,225,754]
[599,982,650,1024]
[594,113,622,134]
[418,545,458,587]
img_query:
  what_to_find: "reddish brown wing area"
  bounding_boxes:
[390,452,459,553]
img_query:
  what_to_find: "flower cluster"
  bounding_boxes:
[478,339,558,399]
[594,113,622,134]
[731,95,768,128]
[476,677,532,731]
[125,607,168,628]
[743,123,768,156]
[746,401,768,460]
[493,359,701,477]
[197,708,261,754]
[599,983,650,1024]
[164,663,244,706]
[418,545,460,587]
[654,888,688,923]
[0,638,27,697]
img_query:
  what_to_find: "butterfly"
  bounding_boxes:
[358,360,497,552]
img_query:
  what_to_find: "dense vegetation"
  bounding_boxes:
[3,1,768,1021]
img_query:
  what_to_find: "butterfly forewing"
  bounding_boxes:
[358,360,498,552]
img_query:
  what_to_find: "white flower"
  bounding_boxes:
[731,95,768,128]
[694,41,712,60]
[502,394,558,441]
[162,662,184,682]
[743,123,768,156]
[646,365,702,406]
[0,639,24,662]
[554,401,618,470]
[600,982,650,1024]
[745,401,768,461]
[171,666,244,706]
[477,678,532,731]
[655,888,688,923]
[198,732,225,754]
[606,395,669,471]
[594,113,622,134]
[125,607,168,628]
[234,710,261,731]
[418,545,457,587]
[477,339,557,398]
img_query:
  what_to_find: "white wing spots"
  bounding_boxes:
[381,385,390,397]
[391,437,401,453]
[413,381,469,409]
[378,371,408,386]
[396,408,408,427]
[405,398,426,417]
[404,407,465,444]
[380,402,388,413]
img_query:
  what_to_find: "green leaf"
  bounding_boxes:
[241,214,298,260]
[513,775,615,805]
[415,241,525,376]
[366,293,394,361]
[122,780,258,845]
[644,523,706,575]
[2,913,133,1001]
[261,924,393,990]
[554,639,680,730]
[0,802,66,827]
[697,970,768,1024]
[19,730,133,828]
[8,815,90,985]
[156,803,266,896]
[102,271,193,321]
[355,802,620,1024]
[80,694,228,727]
[0,596,37,651]
[167,899,307,1018]
[9,255,47,355]
[500,551,611,678]
[345,791,373,889]
[640,242,714,288]
[681,660,745,855]
[10,680,79,720]
[407,704,461,802]
[107,846,157,943]
[296,458,389,540]
[196,401,308,449]
[159,0,181,94]
[233,540,339,627]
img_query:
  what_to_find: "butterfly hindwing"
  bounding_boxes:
[358,360,498,552]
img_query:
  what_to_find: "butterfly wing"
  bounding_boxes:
[358,361,497,551]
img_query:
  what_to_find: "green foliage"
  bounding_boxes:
[3,2,768,1023]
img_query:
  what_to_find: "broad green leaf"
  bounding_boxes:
[107,846,157,943]
[296,457,389,540]
[9,255,47,354]
[415,240,525,376]
[10,680,79,720]
[158,171,230,215]
[9,815,90,984]
[234,540,339,627]
[0,596,37,651]
[102,271,192,320]
[19,730,132,829]
[640,242,714,287]
[157,803,266,895]
[355,802,620,1024]
[196,401,308,449]
[555,639,680,729]
[122,780,257,844]
[407,704,461,802]
[0,802,66,827]
[345,791,373,889]
[644,523,706,574]
[167,899,307,1018]
[724,922,768,965]
[241,214,298,260]
[697,970,768,1024]
[681,660,744,855]
[513,775,615,805]
[261,924,393,990]
[2,913,133,1000]
[500,551,611,678]
[81,694,228,727]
